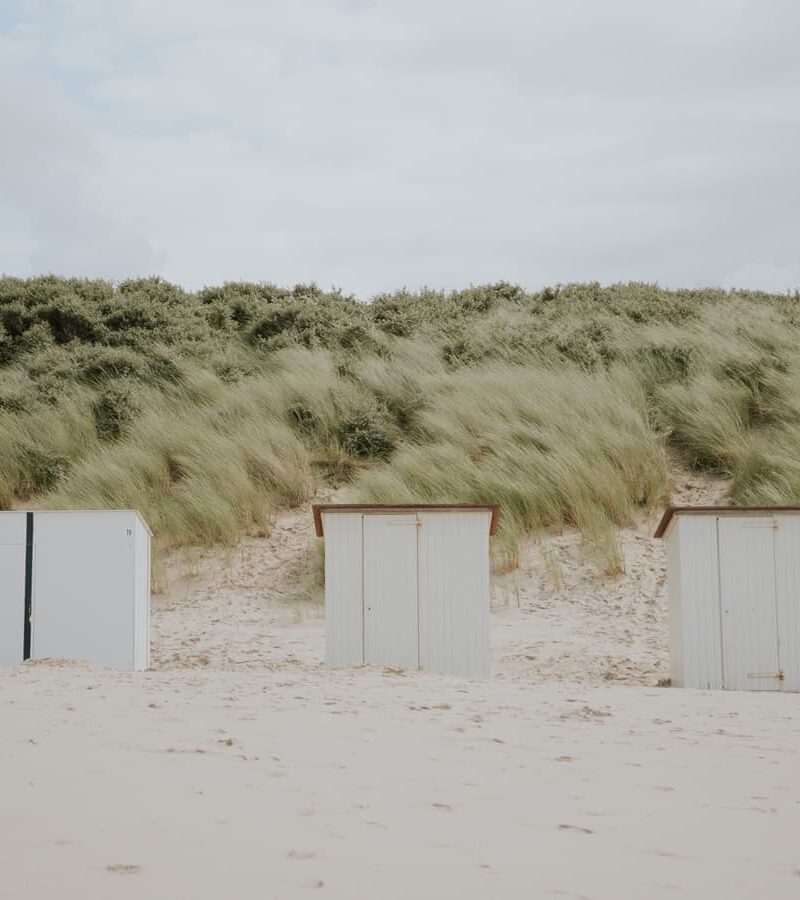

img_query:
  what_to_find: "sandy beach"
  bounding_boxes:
[3,667,800,899]
[3,473,800,899]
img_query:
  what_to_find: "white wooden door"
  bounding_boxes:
[717,517,781,691]
[417,511,490,677]
[363,514,419,669]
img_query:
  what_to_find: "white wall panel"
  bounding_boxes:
[675,517,723,690]
[664,525,683,686]
[32,511,137,668]
[323,513,363,667]
[0,513,27,666]
[417,511,490,678]
[134,516,151,670]
[363,514,419,669]
[717,516,780,691]
[773,515,800,691]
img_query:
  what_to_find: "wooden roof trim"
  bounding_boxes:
[654,505,800,538]
[313,503,500,537]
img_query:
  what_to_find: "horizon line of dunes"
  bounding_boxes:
[3,275,800,581]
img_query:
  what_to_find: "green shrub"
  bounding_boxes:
[39,300,105,344]
[21,445,70,492]
[75,345,152,383]
[92,383,141,441]
[337,405,396,459]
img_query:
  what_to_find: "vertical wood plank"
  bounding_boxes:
[324,513,364,667]
[773,514,800,691]
[133,515,151,671]
[665,524,684,686]
[0,513,27,666]
[676,516,724,689]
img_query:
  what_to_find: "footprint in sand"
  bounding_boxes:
[106,864,142,875]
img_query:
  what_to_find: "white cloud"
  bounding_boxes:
[1,0,799,294]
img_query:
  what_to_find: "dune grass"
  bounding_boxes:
[3,276,800,574]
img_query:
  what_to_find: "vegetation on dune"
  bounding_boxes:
[2,275,800,571]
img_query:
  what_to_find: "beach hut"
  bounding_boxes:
[313,504,498,677]
[655,506,800,691]
[0,510,150,670]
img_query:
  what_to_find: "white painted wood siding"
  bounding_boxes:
[363,514,419,669]
[774,514,800,691]
[673,516,723,689]
[717,516,780,691]
[133,515,151,670]
[0,513,27,666]
[417,511,490,678]
[665,525,684,686]
[323,513,364,667]
[32,511,138,669]
[666,511,800,692]
[323,507,493,676]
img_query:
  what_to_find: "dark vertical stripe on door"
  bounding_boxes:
[23,512,33,660]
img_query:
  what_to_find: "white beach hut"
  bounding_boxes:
[0,510,150,670]
[656,506,800,691]
[313,504,498,678]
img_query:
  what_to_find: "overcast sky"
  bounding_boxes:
[1,1,799,297]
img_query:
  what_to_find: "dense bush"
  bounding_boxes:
[336,405,396,459]
[92,383,140,441]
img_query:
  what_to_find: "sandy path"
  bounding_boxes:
[2,666,799,900]
[151,504,326,672]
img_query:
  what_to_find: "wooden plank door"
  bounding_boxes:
[417,511,490,677]
[363,514,419,669]
[717,517,781,691]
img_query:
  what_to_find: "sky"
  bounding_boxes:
[1,0,799,298]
